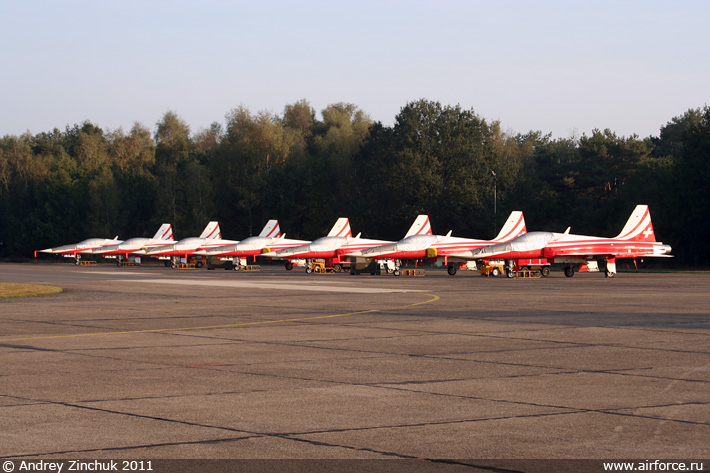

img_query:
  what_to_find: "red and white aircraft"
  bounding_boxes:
[143,221,237,267]
[90,223,174,266]
[193,220,309,270]
[347,211,526,276]
[457,205,672,278]
[262,218,394,272]
[36,235,123,264]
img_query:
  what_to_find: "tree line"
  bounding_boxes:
[1,99,708,266]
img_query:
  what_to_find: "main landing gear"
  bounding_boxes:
[391,259,403,277]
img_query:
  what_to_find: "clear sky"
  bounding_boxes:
[1,0,708,139]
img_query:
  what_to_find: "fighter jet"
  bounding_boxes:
[456,205,672,278]
[193,220,309,270]
[90,223,174,266]
[143,221,237,268]
[36,235,123,265]
[347,211,526,276]
[262,218,394,272]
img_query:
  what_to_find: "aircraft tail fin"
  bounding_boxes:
[259,220,281,238]
[327,218,352,237]
[405,215,433,237]
[493,211,526,242]
[153,224,173,240]
[199,221,221,239]
[615,205,656,242]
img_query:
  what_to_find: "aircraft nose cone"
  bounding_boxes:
[52,245,73,253]
[364,244,395,256]
[471,246,497,259]
[266,247,292,257]
[149,245,173,254]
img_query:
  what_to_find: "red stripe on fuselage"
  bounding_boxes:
[365,250,428,259]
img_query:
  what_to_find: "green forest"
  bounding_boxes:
[1,99,708,266]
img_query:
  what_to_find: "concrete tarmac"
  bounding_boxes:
[1,263,708,464]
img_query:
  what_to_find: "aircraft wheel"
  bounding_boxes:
[233,265,240,271]
[285,261,293,271]
[334,264,343,272]
[447,265,457,276]
[117,261,122,267]
[564,266,575,277]
[492,268,501,277]
[75,259,81,266]
[195,261,203,268]
[506,269,515,278]
[306,267,313,274]
[540,266,551,277]
[605,269,616,278]
[393,269,401,277]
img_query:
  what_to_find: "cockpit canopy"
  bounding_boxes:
[309,236,347,251]
[472,231,555,257]
[506,231,555,252]
[396,234,438,251]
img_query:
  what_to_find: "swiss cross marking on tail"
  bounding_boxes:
[642,227,653,239]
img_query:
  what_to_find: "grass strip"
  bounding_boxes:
[0,283,63,299]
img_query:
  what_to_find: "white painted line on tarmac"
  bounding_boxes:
[111,278,421,294]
